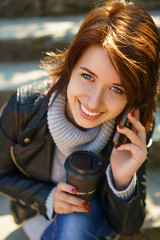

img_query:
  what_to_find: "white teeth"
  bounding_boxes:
[80,103,100,117]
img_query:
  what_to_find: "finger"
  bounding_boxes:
[54,184,89,208]
[62,202,90,213]
[117,125,143,148]
[133,109,140,121]
[55,190,87,207]
[54,200,90,214]
[116,143,148,162]
[127,111,146,145]
[53,190,90,213]
[56,182,78,194]
[117,109,146,146]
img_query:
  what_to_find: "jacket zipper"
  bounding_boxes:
[10,146,31,178]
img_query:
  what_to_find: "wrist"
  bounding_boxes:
[112,175,132,191]
[106,165,137,201]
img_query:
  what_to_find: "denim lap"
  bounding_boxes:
[41,194,115,240]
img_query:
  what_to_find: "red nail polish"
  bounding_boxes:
[115,145,119,149]
[118,125,124,129]
[82,202,88,207]
[85,207,91,211]
[71,188,78,193]
[130,112,134,117]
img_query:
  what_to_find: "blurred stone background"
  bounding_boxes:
[0,0,160,18]
[0,0,159,62]
[0,0,160,239]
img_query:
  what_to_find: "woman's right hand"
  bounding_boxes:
[53,182,90,214]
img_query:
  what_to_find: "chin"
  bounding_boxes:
[75,119,98,130]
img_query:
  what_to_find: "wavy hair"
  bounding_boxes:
[42,0,160,130]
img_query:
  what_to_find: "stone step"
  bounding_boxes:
[0,11,159,61]
[0,61,45,90]
[0,16,83,61]
[0,0,160,18]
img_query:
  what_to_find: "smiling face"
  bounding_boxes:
[66,45,128,129]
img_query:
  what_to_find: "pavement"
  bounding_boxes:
[0,11,160,240]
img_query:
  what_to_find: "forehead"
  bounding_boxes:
[75,45,121,84]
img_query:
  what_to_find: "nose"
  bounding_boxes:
[87,86,104,111]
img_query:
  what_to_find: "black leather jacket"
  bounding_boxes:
[0,80,153,235]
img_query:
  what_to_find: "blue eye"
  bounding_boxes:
[82,74,93,81]
[111,86,124,94]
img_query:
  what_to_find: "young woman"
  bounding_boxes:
[0,0,159,239]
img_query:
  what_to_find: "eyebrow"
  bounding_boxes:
[80,67,123,87]
[80,67,98,78]
[113,83,123,87]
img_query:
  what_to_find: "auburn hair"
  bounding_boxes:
[42,0,160,130]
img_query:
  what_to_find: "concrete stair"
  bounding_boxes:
[0,12,159,62]
[0,11,159,90]
[0,16,83,61]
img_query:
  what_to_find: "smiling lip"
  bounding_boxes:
[78,101,101,120]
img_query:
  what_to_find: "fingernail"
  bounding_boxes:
[85,207,91,211]
[82,202,88,207]
[118,125,124,129]
[130,112,134,117]
[71,188,78,193]
[115,145,119,149]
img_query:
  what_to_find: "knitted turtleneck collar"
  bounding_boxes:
[47,92,115,157]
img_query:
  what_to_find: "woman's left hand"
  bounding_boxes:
[110,109,148,190]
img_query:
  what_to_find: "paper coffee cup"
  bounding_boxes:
[64,151,103,205]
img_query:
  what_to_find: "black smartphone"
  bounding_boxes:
[113,106,132,147]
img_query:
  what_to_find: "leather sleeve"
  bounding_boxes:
[0,93,54,218]
[104,160,147,235]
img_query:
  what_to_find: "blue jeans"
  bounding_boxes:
[41,194,115,240]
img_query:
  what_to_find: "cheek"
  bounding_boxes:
[67,78,86,101]
[66,85,73,110]
[107,96,127,116]
[67,79,75,97]
[67,80,80,108]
